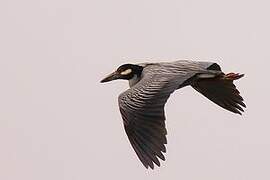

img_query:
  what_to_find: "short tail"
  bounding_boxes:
[192,72,246,115]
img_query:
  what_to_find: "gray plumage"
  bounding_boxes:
[101,60,246,169]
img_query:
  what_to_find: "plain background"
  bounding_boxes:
[0,0,269,179]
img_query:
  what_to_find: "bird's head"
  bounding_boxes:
[100,64,143,83]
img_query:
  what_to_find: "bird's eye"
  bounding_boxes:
[120,69,132,75]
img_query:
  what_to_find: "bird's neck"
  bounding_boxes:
[129,74,141,87]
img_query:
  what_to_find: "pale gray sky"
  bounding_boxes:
[0,0,269,179]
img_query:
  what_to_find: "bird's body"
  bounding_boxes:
[101,60,245,169]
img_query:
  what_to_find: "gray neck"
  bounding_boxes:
[128,74,141,87]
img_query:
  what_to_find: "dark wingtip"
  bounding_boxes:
[236,111,242,115]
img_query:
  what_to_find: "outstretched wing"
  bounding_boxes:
[118,63,200,169]
[192,72,246,114]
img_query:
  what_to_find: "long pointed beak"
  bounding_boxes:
[100,71,120,83]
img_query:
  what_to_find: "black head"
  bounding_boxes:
[100,64,143,83]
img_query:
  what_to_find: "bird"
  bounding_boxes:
[100,60,246,169]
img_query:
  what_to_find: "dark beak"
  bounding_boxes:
[100,71,120,83]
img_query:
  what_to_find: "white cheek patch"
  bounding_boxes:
[120,69,132,75]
